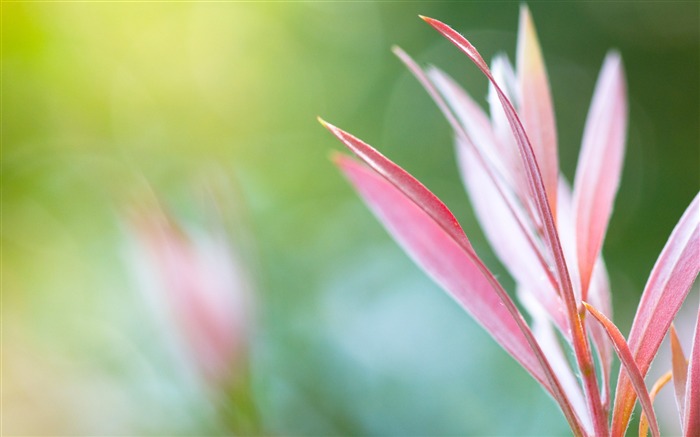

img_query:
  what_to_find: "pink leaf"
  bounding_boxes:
[419,15,570,305]
[587,259,614,409]
[612,193,700,437]
[573,52,627,299]
[390,50,565,331]
[584,302,660,437]
[684,305,700,437]
[331,150,585,436]
[422,16,607,435]
[516,5,558,219]
[559,177,614,408]
[670,325,688,424]
[319,117,473,254]
[403,58,565,334]
[334,153,545,380]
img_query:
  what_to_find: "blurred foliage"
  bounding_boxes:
[2,1,698,435]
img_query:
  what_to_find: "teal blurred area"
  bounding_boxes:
[2,2,698,435]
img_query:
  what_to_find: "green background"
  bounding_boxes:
[3,1,698,435]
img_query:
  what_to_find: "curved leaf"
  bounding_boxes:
[670,325,688,424]
[519,288,591,434]
[319,118,472,254]
[422,16,607,434]
[332,151,585,436]
[612,193,700,437]
[573,52,627,298]
[517,5,558,218]
[459,140,567,336]
[584,302,660,437]
[639,371,672,437]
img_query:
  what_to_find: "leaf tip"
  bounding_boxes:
[419,15,442,29]
[317,115,329,128]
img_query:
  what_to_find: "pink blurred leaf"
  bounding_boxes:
[583,302,660,437]
[573,52,627,299]
[670,325,688,424]
[612,193,700,437]
[684,306,700,436]
[516,5,558,218]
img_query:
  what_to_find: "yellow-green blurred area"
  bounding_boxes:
[3,1,698,435]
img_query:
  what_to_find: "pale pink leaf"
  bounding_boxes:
[488,55,535,219]
[559,179,613,406]
[519,288,591,434]
[333,152,585,436]
[572,52,627,299]
[459,140,568,336]
[392,51,562,324]
[420,15,571,304]
[684,305,700,437]
[670,325,688,424]
[587,258,614,409]
[639,372,672,437]
[584,302,660,437]
[517,5,558,218]
[612,193,700,437]
[426,65,516,191]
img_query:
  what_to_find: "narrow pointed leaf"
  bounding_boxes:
[560,178,613,406]
[670,325,688,423]
[488,56,533,213]
[422,16,607,434]
[459,140,568,336]
[573,52,627,298]
[392,50,563,326]
[420,15,571,305]
[612,193,700,437]
[639,371,672,437]
[334,154,538,375]
[416,62,565,332]
[684,306,700,436]
[517,5,558,218]
[333,152,585,437]
[584,302,660,437]
[587,259,614,408]
[319,118,473,254]
[425,64,516,191]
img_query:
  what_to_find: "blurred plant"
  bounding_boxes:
[126,183,260,434]
[320,6,699,437]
